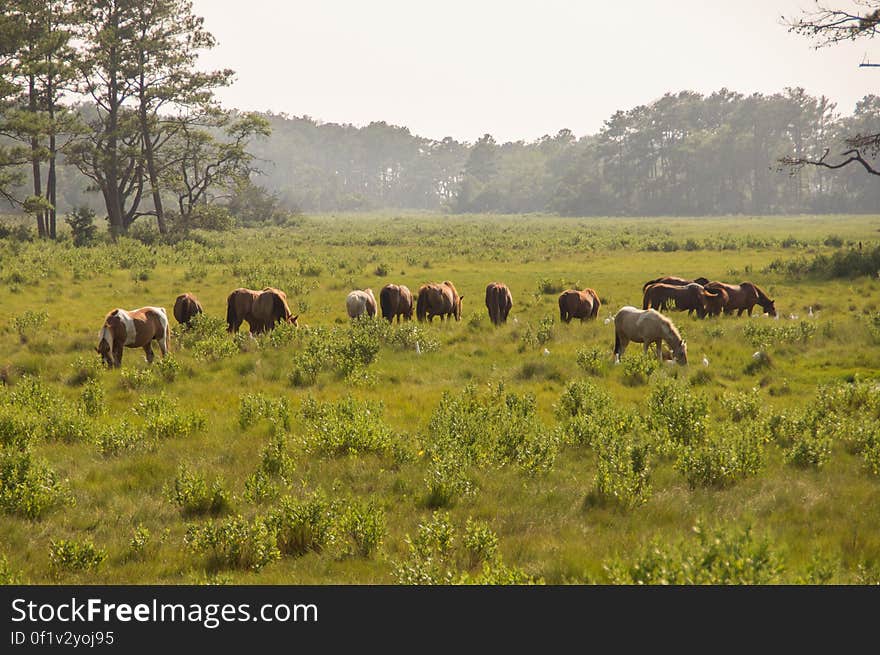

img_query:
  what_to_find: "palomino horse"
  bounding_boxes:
[705,281,776,317]
[173,292,203,326]
[642,282,725,318]
[97,306,170,368]
[485,282,513,326]
[558,288,600,322]
[416,281,463,322]
[226,287,298,334]
[346,289,378,319]
[379,284,414,323]
[642,276,710,294]
[613,305,687,365]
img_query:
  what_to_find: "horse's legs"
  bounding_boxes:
[737,308,744,317]
[747,305,753,317]
[144,343,155,364]
[655,341,662,360]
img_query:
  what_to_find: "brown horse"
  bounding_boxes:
[379,284,414,323]
[642,276,710,294]
[705,281,776,317]
[485,282,513,326]
[226,287,298,334]
[173,292,203,326]
[558,288,600,322]
[96,306,170,368]
[416,281,463,322]
[642,282,722,318]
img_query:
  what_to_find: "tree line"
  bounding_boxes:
[2,3,878,239]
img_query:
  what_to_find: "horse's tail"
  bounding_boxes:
[380,286,393,321]
[591,292,600,319]
[272,292,288,324]
[226,293,236,332]
[558,294,567,322]
[642,290,651,310]
[416,289,426,322]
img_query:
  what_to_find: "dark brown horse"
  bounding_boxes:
[643,282,721,318]
[485,282,513,326]
[226,287,298,334]
[705,281,777,317]
[173,292,203,326]
[96,306,170,368]
[416,281,463,322]
[642,276,710,294]
[558,288,600,322]
[379,284,414,323]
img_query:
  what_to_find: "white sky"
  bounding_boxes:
[190,0,875,143]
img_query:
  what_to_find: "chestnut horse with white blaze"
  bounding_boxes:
[96,306,170,368]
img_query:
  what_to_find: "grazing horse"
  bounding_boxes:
[173,292,203,326]
[642,276,710,294]
[705,281,776,317]
[613,305,687,365]
[558,288,600,323]
[96,306,170,368]
[346,289,378,319]
[226,287,298,334]
[485,282,513,326]
[642,282,722,318]
[416,281,463,322]
[379,284,414,323]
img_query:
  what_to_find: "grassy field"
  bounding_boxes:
[2,212,880,584]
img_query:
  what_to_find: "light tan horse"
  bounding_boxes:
[226,287,297,334]
[173,292,203,326]
[485,282,513,326]
[613,305,687,365]
[379,284,414,323]
[346,289,378,319]
[416,281,463,322]
[558,288,600,322]
[96,306,170,368]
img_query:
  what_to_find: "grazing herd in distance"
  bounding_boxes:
[94,275,777,368]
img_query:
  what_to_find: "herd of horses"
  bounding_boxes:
[95,275,776,368]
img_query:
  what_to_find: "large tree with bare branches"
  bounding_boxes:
[781,1,880,177]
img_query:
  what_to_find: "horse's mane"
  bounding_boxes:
[653,309,683,344]
[745,282,771,302]
[442,280,459,297]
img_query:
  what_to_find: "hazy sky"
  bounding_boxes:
[191,0,874,143]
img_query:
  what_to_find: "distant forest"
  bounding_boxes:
[7,87,880,220]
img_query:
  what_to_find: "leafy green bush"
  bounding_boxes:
[303,396,401,460]
[239,393,291,433]
[648,376,708,446]
[43,403,94,444]
[337,499,385,558]
[0,406,41,449]
[785,432,833,469]
[719,388,763,423]
[79,379,105,417]
[168,464,232,516]
[96,421,144,457]
[259,432,293,480]
[676,424,764,488]
[0,450,71,519]
[185,515,280,571]
[590,431,652,509]
[576,346,607,376]
[12,310,47,344]
[49,539,106,578]
[67,356,101,386]
[604,523,783,584]
[266,493,335,556]
[620,350,660,386]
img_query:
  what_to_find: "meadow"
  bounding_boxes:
[2,212,880,584]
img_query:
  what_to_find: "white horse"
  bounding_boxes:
[613,305,687,365]
[346,289,377,319]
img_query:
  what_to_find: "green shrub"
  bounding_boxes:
[0,450,71,519]
[266,493,335,556]
[785,432,833,469]
[120,367,155,390]
[337,500,385,558]
[648,376,708,446]
[168,464,232,516]
[67,356,101,386]
[154,355,181,382]
[259,432,293,480]
[620,350,660,386]
[239,393,290,433]
[720,388,763,423]
[128,524,152,560]
[12,310,48,344]
[576,346,607,375]
[96,421,144,457]
[243,470,279,504]
[676,424,764,488]
[303,396,400,460]
[185,515,280,571]
[604,523,783,584]
[0,554,22,584]
[590,432,652,509]
[43,403,94,443]
[79,379,106,417]
[0,406,40,449]
[49,539,106,578]
[463,518,500,568]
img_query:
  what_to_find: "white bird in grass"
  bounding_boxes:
[702,355,709,367]
[603,317,611,325]
[415,341,421,355]
[808,306,814,318]
[789,313,799,320]
[543,348,550,356]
